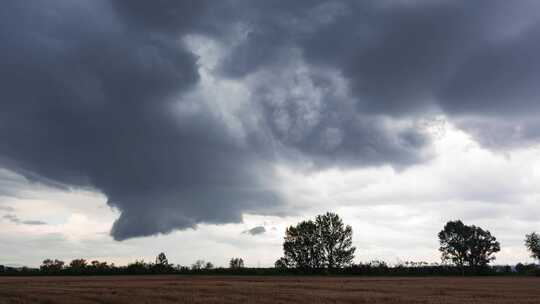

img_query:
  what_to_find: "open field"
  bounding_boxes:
[0,276,539,304]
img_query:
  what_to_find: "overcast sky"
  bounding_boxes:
[1,0,539,267]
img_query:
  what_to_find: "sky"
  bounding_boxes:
[0,0,539,268]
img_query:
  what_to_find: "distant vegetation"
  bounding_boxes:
[1,213,539,276]
[438,220,500,275]
[276,212,355,270]
[229,258,245,269]
[525,232,540,261]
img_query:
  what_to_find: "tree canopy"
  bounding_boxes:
[525,232,540,262]
[316,212,355,268]
[438,220,500,272]
[40,259,65,272]
[229,258,245,269]
[279,212,356,269]
[156,253,169,266]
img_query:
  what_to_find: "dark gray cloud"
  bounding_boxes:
[1,0,539,241]
[243,226,266,236]
[248,68,430,168]
[214,0,540,146]
[453,118,540,149]
[440,23,540,116]
[2,214,46,226]
[111,0,210,34]
[0,0,280,240]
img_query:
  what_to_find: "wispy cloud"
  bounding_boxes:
[243,226,266,236]
[0,206,15,212]
[3,214,46,226]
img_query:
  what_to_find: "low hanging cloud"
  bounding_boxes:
[243,226,266,236]
[0,0,280,241]
[1,0,540,240]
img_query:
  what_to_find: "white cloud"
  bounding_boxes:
[274,120,540,264]
[1,119,539,267]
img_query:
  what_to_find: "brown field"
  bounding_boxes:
[0,276,539,304]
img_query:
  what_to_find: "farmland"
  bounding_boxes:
[0,276,538,303]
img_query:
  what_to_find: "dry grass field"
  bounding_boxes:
[0,276,538,304]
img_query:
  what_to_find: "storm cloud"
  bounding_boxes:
[0,0,279,240]
[1,1,539,240]
[215,0,540,146]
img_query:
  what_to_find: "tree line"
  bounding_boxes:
[1,212,539,276]
[274,212,539,275]
[12,255,246,276]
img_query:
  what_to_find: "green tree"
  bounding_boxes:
[438,220,500,273]
[69,259,87,269]
[40,259,65,272]
[89,260,109,273]
[467,225,500,269]
[274,257,289,269]
[68,259,87,274]
[229,257,245,269]
[127,260,150,274]
[191,259,206,270]
[283,220,323,269]
[525,232,540,262]
[316,212,355,268]
[154,252,173,273]
[155,252,169,266]
[69,259,88,269]
[204,262,214,270]
[438,221,469,270]
[281,212,356,270]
